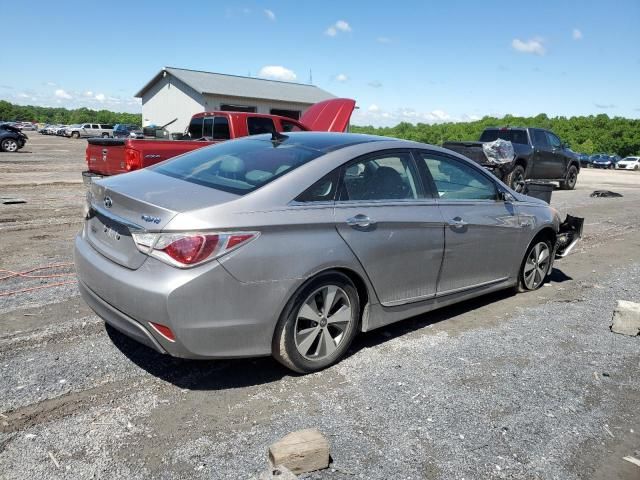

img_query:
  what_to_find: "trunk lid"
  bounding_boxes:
[299,98,356,132]
[86,169,239,269]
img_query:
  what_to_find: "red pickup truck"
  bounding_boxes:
[83,98,355,184]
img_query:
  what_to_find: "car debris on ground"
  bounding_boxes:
[590,190,624,198]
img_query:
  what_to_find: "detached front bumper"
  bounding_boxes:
[555,214,584,258]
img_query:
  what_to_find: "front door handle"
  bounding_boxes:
[448,217,468,228]
[346,214,375,228]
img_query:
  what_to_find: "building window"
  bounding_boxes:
[270,109,300,120]
[220,104,257,113]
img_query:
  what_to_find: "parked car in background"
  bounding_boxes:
[592,154,616,169]
[0,123,28,152]
[112,124,142,139]
[75,132,583,373]
[56,125,70,136]
[443,127,580,191]
[66,123,114,139]
[617,156,640,170]
[83,98,356,184]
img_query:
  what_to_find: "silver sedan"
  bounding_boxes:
[75,132,583,373]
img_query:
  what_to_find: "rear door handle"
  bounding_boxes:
[346,214,375,228]
[448,217,468,227]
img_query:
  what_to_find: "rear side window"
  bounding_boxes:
[295,171,339,202]
[340,152,419,201]
[247,117,276,135]
[479,129,528,145]
[419,153,496,200]
[188,117,204,138]
[153,138,323,195]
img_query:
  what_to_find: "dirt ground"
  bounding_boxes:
[0,134,639,479]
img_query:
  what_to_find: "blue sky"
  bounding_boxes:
[2,0,639,126]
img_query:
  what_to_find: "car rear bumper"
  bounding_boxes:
[74,232,294,359]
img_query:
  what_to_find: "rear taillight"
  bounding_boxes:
[124,148,142,171]
[148,322,175,342]
[132,231,259,268]
[85,149,90,167]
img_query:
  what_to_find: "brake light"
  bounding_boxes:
[85,149,90,167]
[124,148,142,171]
[132,231,259,268]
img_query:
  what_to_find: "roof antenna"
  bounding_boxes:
[309,69,313,85]
[271,131,288,144]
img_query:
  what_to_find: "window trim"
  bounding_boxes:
[415,149,501,203]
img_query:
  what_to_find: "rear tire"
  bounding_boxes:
[560,165,578,190]
[507,165,526,192]
[1,138,19,152]
[517,238,553,292]
[272,271,360,374]
[102,132,109,138]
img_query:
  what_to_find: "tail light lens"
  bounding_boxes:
[132,231,259,268]
[124,148,142,171]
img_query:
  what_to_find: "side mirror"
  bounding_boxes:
[498,190,516,203]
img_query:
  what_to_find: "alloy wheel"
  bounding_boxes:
[523,242,551,290]
[2,139,18,152]
[294,285,352,360]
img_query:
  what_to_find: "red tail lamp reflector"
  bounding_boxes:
[149,322,176,342]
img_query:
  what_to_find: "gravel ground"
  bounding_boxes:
[1,135,639,479]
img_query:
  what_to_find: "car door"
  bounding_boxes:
[545,131,567,178]
[334,150,445,306]
[530,129,555,179]
[417,151,524,294]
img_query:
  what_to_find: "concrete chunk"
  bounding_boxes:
[268,428,330,475]
[611,300,640,336]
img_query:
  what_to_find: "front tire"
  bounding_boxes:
[1,138,19,152]
[72,131,80,139]
[507,165,526,192]
[273,272,360,373]
[560,165,578,190]
[517,239,553,291]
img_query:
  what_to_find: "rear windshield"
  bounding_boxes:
[480,129,529,145]
[153,138,323,195]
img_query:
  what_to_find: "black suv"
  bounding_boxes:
[112,124,142,139]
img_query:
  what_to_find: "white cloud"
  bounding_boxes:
[46,82,56,86]
[368,80,382,88]
[17,93,29,99]
[95,93,106,102]
[258,65,297,81]
[368,104,380,112]
[572,28,583,40]
[264,9,275,21]
[352,105,471,127]
[84,91,93,97]
[511,38,546,55]
[335,73,348,82]
[54,89,72,99]
[325,20,351,36]
[376,37,391,44]
[429,109,450,121]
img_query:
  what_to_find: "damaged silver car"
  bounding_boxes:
[75,132,583,373]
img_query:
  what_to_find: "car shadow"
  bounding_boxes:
[548,268,573,283]
[105,324,291,390]
[106,275,568,390]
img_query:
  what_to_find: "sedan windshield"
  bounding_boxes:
[153,137,324,195]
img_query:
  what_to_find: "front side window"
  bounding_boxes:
[420,153,496,200]
[153,138,323,195]
[340,152,419,201]
[532,129,549,147]
[546,132,561,148]
[247,117,276,135]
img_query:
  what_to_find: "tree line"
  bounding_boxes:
[0,101,142,126]
[351,113,640,157]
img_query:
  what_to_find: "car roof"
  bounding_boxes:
[247,131,396,153]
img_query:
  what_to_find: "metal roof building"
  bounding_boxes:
[135,67,336,133]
